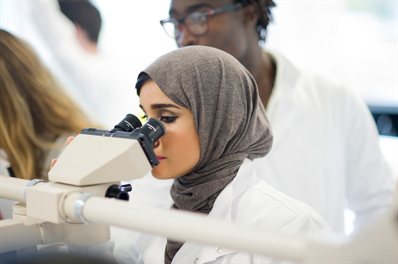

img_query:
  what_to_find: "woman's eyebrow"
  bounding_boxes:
[139,103,180,112]
[150,103,180,110]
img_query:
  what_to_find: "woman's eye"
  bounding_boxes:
[160,116,177,124]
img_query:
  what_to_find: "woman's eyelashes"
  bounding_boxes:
[160,115,178,124]
[141,113,178,124]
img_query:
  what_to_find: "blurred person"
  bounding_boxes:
[58,0,102,54]
[58,0,102,55]
[134,46,330,263]
[0,28,96,219]
[159,0,396,235]
[29,0,140,128]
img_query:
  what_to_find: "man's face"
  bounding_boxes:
[168,0,249,61]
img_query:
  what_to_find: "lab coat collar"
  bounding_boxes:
[264,50,313,148]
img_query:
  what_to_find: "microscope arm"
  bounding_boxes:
[0,176,111,254]
[0,176,26,202]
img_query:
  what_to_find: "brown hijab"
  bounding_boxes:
[136,46,273,263]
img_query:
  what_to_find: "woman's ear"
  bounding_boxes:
[242,4,259,27]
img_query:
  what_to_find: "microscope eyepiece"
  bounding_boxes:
[111,115,165,144]
[111,114,142,132]
[137,118,165,144]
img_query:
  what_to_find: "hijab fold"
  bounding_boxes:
[136,46,273,263]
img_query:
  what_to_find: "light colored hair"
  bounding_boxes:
[0,29,96,180]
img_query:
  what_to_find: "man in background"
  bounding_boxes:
[159,0,395,236]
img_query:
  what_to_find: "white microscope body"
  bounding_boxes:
[0,115,164,253]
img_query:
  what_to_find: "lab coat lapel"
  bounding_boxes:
[265,51,312,149]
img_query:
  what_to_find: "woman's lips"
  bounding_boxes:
[156,156,166,160]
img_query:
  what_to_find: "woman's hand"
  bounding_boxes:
[50,136,75,168]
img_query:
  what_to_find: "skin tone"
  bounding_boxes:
[50,136,74,168]
[75,25,98,54]
[169,0,276,108]
[139,80,201,180]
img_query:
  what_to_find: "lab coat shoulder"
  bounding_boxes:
[301,62,395,224]
[274,52,379,143]
[235,180,329,235]
[233,160,330,241]
[268,49,359,117]
[173,160,330,264]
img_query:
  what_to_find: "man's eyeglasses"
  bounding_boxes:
[160,2,243,40]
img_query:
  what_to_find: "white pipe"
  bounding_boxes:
[0,175,28,202]
[0,178,338,261]
[63,193,317,262]
[3,180,395,263]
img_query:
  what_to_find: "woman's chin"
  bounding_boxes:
[151,168,173,180]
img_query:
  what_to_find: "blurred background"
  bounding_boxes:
[1,0,397,232]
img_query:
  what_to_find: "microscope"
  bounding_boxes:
[0,114,165,254]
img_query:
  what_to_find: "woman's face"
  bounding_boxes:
[139,80,201,180]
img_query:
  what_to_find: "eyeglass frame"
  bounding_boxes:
[160,2,243,39]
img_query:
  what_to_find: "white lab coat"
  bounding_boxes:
[119,159,330,264]
[255,50,396,234]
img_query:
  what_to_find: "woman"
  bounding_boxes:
[135,46,329,263]
[0,28,97,222]
[0,28,96,182]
